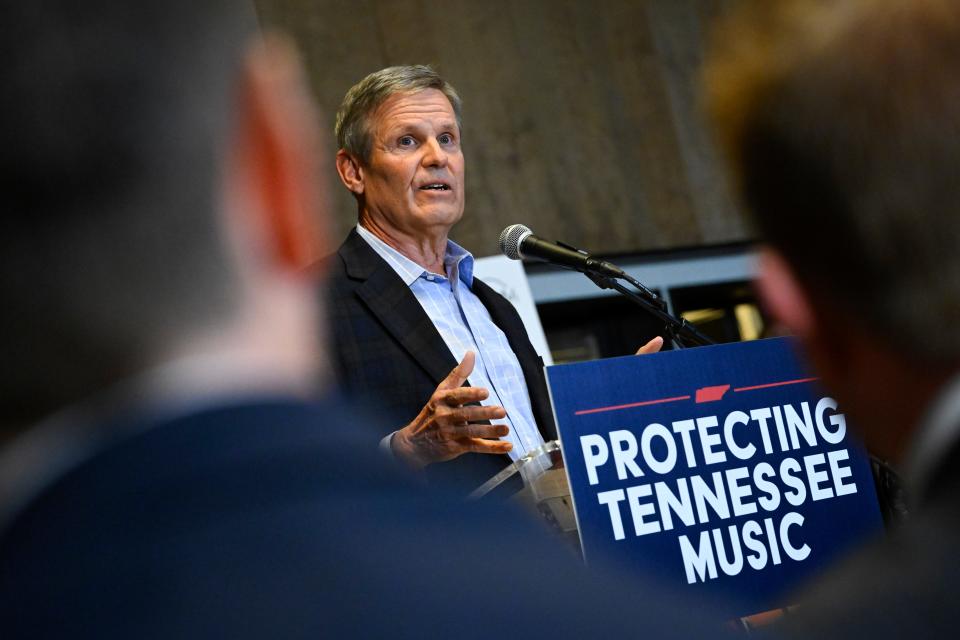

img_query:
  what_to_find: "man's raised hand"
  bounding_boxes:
[391,351,513,469]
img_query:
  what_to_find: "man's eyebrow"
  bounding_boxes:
[383,123,416,135]
[382,121,459,136]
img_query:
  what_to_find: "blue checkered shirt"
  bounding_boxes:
[356,224,546,465]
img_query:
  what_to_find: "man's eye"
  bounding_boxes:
[438,133,454,145]
[398,135,416,147]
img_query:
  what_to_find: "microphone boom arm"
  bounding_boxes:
[582,271,715,349]
[498,224,713,348]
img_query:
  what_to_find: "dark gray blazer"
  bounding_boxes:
[324,228,557,494]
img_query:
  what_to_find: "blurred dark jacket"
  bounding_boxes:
[0,395,724,639]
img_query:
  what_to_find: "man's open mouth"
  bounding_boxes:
[419,183,451,191]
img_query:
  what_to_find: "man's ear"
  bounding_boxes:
[755,247,816,340]
[227,35,329,274]
[335,149,365,196]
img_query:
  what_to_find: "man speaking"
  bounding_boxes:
[326,66,554,492]
[326,66,662,492]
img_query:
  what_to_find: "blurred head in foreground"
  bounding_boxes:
[0,1,328,439]
[705,0,960,466]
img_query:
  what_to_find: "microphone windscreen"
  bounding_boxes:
[498,224,532,260]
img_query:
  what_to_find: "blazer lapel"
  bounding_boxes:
[472,279,524,351]
[340,229,458,386]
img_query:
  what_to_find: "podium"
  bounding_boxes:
[470,440,580,550]
[540,337,885,620]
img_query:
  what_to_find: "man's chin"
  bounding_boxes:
[414,206,464,230]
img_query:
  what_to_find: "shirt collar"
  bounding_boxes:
[444,238,475,287]
[356,224,474,288]
[904,370,960,501]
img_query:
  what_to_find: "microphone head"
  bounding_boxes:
[498,224,533,260]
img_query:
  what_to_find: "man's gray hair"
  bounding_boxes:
[335,65,462,164]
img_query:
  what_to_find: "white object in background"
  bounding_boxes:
[473,255,554,366]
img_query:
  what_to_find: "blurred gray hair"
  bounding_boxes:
[705,0,960,363]
[0,0,253,429]
[334,65,462,164]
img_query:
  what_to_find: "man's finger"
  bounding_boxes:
[438,350,475,391]
[443,423,509,440]
[440,386,489,406]
[635,336,664,355]
[443,405,506,425]
[464,438,514,455]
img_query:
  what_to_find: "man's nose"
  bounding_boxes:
[421,138,448,167]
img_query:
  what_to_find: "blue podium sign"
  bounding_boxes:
[546,337,883,618]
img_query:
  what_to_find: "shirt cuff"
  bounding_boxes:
[379,431,397,458]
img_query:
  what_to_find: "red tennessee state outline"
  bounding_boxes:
[572,377,819,416]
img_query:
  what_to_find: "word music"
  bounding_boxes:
[578,398,859,584]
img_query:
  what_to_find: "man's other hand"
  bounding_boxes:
[636,336,664,355]
[391,351,512,469]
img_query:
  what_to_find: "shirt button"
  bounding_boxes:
[426,275,435,281]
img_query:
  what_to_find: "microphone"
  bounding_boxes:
[498,224,701,341]
[498,224,626,278]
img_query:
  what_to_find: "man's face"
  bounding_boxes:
[358,89,465,238]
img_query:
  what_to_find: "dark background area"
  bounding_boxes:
[254,0,745,259]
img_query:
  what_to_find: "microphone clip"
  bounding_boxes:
[555,240,589,256]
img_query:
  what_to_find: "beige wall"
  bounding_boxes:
[255,0,746,257]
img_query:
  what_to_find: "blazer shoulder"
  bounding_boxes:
[313,227,381,280]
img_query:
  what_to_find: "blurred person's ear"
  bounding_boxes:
[756,246,853,414]
[226,35,329,277]
[755,247,816,341]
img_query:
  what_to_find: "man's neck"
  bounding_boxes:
[0,286,324,455]
[358,216,448,274]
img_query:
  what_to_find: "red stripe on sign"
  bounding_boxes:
[695,385,731,403]
[734,377,819,393]
[575,395,691,416]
